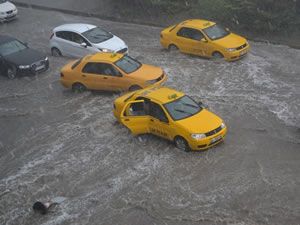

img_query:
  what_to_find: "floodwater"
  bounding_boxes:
[0,7,299,225]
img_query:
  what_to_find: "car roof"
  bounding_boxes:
[0,35,15,44]
[136,86,185,104]
[83,52,124,63]
[179,19,216,30]
[53,23,97,34]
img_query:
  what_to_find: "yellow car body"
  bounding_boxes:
[60,52,167,92]
[113,86,227,151]
[160,19,250,61]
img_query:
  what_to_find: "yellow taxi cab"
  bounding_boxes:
[160,19,250,61]
[60,52,167,92]
[113,86,227,151]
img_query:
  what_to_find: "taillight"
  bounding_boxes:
[50,33,54,39]
[60,73,64,77]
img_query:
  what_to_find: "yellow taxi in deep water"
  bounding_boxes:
[160,19,250,61]
[60,52,167,92]
[113,86,227,151]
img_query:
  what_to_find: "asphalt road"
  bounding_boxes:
[0,7,300,225]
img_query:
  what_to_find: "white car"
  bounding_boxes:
[49,23,128,58]
[0,0,17,22]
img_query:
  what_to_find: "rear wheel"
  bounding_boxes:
[129,85,142,92]
[174,136,190,152]
[7,65,17,80]
[212,52,224,60]
[51,47,62,57]
[72,83,86,93]
[168,44,179,52]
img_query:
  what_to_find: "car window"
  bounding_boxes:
[0,40,27,56]
[149,102,169,123]
[71,58,83,70]
[164,95,202,121]
[72,33,85,44]
[82,62,121,76]
[56,31,91,46]
[82,27,113,44]
[56,31,72,41]
[203,24,230,40]
[177,27,204,41]
[114,55,142,74]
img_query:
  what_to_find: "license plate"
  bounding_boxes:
[210,135,222,144]
[36,65,45,71]
[240,50,247,56]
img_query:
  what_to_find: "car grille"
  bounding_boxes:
[236,43,247,51]
[205,125,222,137]
[117,48,128,54]
[6,10,13,14]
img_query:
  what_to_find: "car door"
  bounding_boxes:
[176,27,207,56]
[147,101,173,140]
[120,100,150,135]
[55,31,74,56]
[70,32,96,57]
[81,62,110,90]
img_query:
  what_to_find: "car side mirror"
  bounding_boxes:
[198,101,208,108]
[201,38,208,43]
[80,42,87,48]
[225,28,230,32]
[23,42,28,47]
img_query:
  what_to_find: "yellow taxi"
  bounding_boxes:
[113,86,227,151]
[60,52,167,92]
[160,19,250,61]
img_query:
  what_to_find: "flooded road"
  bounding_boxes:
[0,7,300,225]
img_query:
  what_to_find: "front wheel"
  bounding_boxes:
[168,44,179,52]
[212,52,224,60]
[174,136,190,152]
[72,83,86,93]
[51,47,62,57]
[7,65,17,80]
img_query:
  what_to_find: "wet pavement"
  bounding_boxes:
[0,7,300,225]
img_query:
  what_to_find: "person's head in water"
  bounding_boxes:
[33,201,49,215]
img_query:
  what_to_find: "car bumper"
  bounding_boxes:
[0,12,17,22]
[17,60,49,76]
[187,127,227,151]
[225,45,250,61]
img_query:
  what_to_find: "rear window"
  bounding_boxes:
[71,58,82,69]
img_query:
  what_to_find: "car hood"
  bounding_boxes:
[177,109,223,134]
[93,35,127,52]
[0,1,16,12]
[213,33,246,48]
[128,64,163,81]
[5,48,46,66]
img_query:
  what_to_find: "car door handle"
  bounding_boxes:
[103,77,108,79]
[150,119,154,122]
[82,74,86,77]
[125,119,130,121]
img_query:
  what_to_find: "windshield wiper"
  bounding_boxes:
[174,109,193,116]
[182,103,199,109]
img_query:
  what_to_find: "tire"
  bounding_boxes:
[168,44,179,52]
[174,136,190,152]
[129,85,142,92]
[7,65,17,80]
[212,52,224,60]
[72,83,86,93]
[51,47,62,57]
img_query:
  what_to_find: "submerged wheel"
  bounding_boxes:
[212,52,224,60]
[174,136,190,152]
[51,47,62,57]
[72,83,86,93]
[168,44,179,52]
[7,65,17,80]
[129,85,142,91]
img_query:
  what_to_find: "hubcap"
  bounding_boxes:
[7,69,15,79]
[176,138,186,150]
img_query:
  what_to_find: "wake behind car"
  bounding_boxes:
[50,23,128,58]
[160,19,250,61]
[0,35,49,79]
[113,86,227,152]
[60,52,167,92]
[0,0,17,22]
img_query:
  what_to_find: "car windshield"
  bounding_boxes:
[164,95,202,121]
[0,40,27,56]
[203,24,230,40]
[114,55,142,74]
[82,27,113,43]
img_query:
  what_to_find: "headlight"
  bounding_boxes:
[191,133,206,140]
[19,65,30,69]
[220,122,226,129]
[226,48,236,52]
[0,12,6,15]
[45,57,48,61]
[99,48,110,52]
[146,79,158,85]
